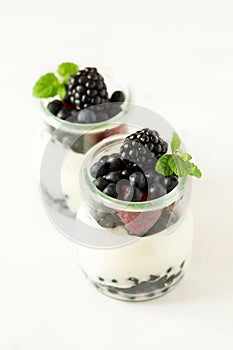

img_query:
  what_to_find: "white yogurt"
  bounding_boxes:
[78,209,193,288]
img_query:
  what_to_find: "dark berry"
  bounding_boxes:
[77,109,97,123]
[56,108,72,120]
[110,91,125,103]
[90,161,109,178]
[107,155,124,170]
[144,169,166,186]
[47,100,63,116]
[129,172,146,189]
[149,183,167,200]
[132,187,143,202]
[105,171,122,183]
[99,155,109,164]
[165,175,179,193]
[94,210,123,228]
[93,177,109,191]
[66,68,109,115]
[103,183,118,198]
[120,128,168,167]
[123,185,134,201]
[121,168,133,178]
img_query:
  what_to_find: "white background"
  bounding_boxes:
[1,0,233,349]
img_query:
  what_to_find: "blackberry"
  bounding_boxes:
[120,128,168,168]
[66,67,109,110]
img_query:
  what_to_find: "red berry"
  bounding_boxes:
[62,100,76,110]
[117,210,162,236]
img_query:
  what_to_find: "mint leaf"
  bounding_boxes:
[179,152,192,162]
[186,161,202,178]
[33,73,59,98]
[57,62,79,82]
[171,132,181,153]
[58,84,66,99]
[156,155,174,176]
[169,155,188,177]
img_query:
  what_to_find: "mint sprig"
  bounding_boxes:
[57,62,79,83]
[156,132,202,178]
[32,62,79,99]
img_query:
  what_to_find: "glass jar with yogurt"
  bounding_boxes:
[77,135,193,301]
[34,72,130,213]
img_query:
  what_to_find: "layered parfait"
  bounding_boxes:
[78,128,201,301]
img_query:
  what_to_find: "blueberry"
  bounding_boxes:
[129,172,146,189]
[77,109,97,123]
[144,169,165,186]
[110,91,125,103]
[47,100,63,116]
[99,155,109,164]
[132,187,142,202]
[105,171,122,183]
[97,213,122,228]
[57,108,72,120]
[107,155,124,170]
[121,168,133,179]
[149,183,167,200]
[93,177,109,191]
[165,175,179,193]
[90,161,109,178]
[123,185,134,201]
[103,183,118,198]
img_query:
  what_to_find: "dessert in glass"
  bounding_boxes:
[33,62,130,212]
[76,127,201,301]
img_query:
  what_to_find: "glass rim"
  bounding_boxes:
[38,98,131,131]
[81,134,191,212]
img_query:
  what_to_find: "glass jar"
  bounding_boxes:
[34,72,130,213]
[77,135,193,301]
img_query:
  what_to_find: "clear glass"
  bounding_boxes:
[34,71,131,212]
[77,135,193,301]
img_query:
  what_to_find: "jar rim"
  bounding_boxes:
[81,134,191,212]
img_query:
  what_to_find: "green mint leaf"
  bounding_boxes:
[169,155,188,177]
[57,62,79,81]
[179,152,192,162]
[186,161,202,178]
[169,155,202,178]
[156,155,174,176]
[171,132,181,153]
[32,73,59,98]
[58,84,66,99]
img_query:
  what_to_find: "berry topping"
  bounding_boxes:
[57,108,72,120]
[110,91,125,103]
[103,183,118,198]
[120,128,168,168]
[66,68,108,109]
[90,161,109,178]
[33,61,126,124]
[165,175,179,193]
[117,210,162,236]
[129,172,146,189]
[47,100,63,116]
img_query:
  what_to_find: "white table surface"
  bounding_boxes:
[0,0,233,349]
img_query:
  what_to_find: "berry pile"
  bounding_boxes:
[90,129,179,235]
[47,67,125,124]
[90,129,178,202]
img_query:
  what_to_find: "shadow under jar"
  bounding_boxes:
[35,74,130,213]
[78,135,193,302]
